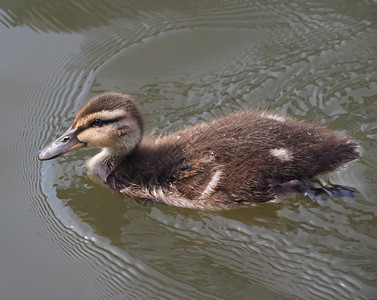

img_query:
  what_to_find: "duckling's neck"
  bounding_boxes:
[87,147,129,182]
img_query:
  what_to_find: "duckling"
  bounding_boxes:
[38,92,359,209]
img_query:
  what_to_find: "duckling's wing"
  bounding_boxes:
[173,111,358,205]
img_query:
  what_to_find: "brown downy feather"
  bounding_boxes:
[106,107,359,208]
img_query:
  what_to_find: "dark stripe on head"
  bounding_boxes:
[73,92,144,134]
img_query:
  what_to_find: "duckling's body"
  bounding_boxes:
[38,92,359,209]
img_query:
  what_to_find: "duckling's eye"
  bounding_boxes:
[92,118,104,127]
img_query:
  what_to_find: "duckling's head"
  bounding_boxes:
[38,92,143,160]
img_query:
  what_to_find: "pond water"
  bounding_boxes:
[0,0,376,299]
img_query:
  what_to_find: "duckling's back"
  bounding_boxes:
[110,110,359,208]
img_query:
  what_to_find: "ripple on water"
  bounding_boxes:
[142,202,375,300]
[14,0,377,299]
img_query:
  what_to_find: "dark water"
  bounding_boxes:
[0,0,376,299]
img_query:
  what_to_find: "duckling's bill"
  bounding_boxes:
[37,127,86,161]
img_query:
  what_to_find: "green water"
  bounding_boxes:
[0,0,376,299]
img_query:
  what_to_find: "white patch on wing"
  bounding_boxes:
[267,115,285,122]
[200,169,222,199]
[261,112,286,122]
[270,148,293,162]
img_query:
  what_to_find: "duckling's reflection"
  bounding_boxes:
[53,172,367,300]
[55,170,293,249]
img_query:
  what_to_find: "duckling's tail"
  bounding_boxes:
[310,136,359,177]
